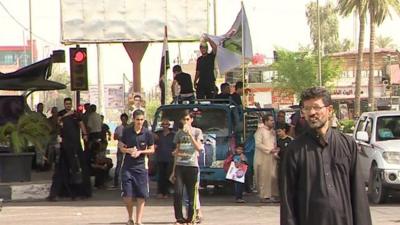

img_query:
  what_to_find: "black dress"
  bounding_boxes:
[48,110,92,199]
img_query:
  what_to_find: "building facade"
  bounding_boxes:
[329,48,400,119]
[0,40,37,73]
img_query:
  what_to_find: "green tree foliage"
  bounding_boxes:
[271,49,342,99]
[47,65,72,109]
[0,112,51,154]
[145,99,161,123]
[306,1,352,54]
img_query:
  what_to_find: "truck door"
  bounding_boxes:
[355,116,374,183]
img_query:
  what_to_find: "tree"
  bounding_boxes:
[271,49,341,99]
[376,35,397,48]
[368,0,400,111]
[307,1,351,54]
[337,0,367,117]
[47,64,72,108]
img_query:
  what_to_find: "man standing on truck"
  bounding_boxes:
[194,36,217,99]
[171,65,195,103]
[280,87,371,225]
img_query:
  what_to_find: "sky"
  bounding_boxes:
[1,0,400,92]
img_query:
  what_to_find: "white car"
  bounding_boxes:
[353,111,400,204]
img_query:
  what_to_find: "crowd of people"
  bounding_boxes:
[42,98,113,201]
[37,95,203,225]
[34,83,373,225]
[34,35,372,225]
[222,87,372,225]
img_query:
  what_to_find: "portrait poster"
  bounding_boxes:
[225,162,248,183]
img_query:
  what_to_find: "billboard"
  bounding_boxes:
[81,84,124,109]
[60,0,209,43]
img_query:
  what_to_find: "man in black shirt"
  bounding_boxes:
[280,87,371,225]
[171,65,195,103]
[194,36,217,99]
[47,97,91,201]
[231,81,243,106]
[215,83,230,98]
[275,110,287,129]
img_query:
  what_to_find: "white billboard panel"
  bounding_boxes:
[61,0,208,43]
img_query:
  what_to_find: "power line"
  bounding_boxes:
[0,1,58,46]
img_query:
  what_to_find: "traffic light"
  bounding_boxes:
[69,47,88,91]
[77,104,84,113]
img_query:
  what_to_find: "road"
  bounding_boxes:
[1,186,400,225]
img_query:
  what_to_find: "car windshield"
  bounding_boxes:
[154,107,229,136]
[376,116,400,141]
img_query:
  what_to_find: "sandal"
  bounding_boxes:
[194,215,202,224]
[174,219,186,225]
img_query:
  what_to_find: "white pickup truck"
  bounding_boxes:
[353,111,400,203]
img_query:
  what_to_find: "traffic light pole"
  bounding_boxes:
[76,91,80,111]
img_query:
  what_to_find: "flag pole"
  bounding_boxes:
[164,25,168,104]
[164,2,168,104]
[241,2,247,142]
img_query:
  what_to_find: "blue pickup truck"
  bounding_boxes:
[151,100,275,189]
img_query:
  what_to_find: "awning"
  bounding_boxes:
[0,58,66,91]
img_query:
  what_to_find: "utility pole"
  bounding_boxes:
[97,44,105,115]
[29,0,35,107]
[316,0,322,86]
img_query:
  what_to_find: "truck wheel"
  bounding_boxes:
[368,164,387,204]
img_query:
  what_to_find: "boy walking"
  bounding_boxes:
[119,110,154,225]
[171,110,203,225]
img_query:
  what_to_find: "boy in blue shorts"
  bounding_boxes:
[119,110,154,225]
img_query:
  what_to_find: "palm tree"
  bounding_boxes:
[337,0,367,117]
[367,0,400,111]
[376,35,396,49]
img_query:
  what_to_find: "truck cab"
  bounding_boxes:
[353,111,400,203]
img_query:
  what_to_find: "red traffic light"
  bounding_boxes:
[69,47,88,91]
[73,50,86,63]
[77,104,84,113]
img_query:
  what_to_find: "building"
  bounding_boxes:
[225,65,295,109]
[329,48,400,119]
[0,40,37,73]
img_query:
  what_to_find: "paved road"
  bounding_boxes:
[1,187,400,225]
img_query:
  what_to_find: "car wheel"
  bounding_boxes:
[368,164,387,204]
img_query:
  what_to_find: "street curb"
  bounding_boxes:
[0,182,50,201]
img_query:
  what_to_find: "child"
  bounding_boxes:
[276,123,293,161]
[276,123,293,192]
[225,144,248,203]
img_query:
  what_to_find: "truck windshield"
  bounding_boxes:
[154,108,229,136]
[376,116,400,141]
